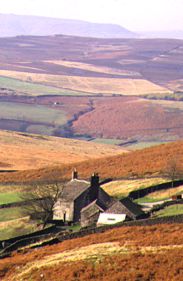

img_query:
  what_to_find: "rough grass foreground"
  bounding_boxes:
[0,223,183,281]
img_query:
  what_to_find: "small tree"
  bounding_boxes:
[21,182,63,228]
[163,155,183,188]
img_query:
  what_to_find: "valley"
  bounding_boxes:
[0,35,183,146]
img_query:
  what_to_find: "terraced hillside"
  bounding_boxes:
[0,223,183,280]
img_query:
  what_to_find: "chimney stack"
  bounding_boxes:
[90,173,100,201]
[72,169,78,180]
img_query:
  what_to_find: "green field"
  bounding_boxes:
[0,207,23,222]
[134,197,165,204]
[154,204,183,217]
[0,217,38,240]
[0,101,67,126]
[0,192,23,205]
[0,76,86,96]
[91,138,123,145]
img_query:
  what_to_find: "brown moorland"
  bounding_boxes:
[0,36,182,93]
[72,96,183,140]
[0,140,183,183]
[0,224,183,280]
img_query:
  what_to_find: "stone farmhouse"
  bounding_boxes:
[53,170,145,227]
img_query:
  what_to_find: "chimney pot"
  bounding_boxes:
[72,169,78,180]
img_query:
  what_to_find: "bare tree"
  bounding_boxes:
[163,155,183,188]
[21,182,64,228]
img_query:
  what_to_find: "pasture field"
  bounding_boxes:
[154,204,183,217]
[0,223,183,280]
[0,217,38,240]
[0,101,67,126]
[0,96,92,136]
[0,192,22,205]
[102,177,167,198]
[0,76,66,96]
[135,185,183,203]
[0,70,170,96]
[0,207,23,223]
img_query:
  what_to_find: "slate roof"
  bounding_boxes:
[81,199,105,216]
[120,198,144,218]
[105,200,126,214]
[97,188,116,209]
[59,179,90,201]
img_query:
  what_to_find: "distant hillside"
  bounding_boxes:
[0,14,136,38]
[0,130,126,171]
[0,140,183,183]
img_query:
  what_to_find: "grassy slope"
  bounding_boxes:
[0,101,67,125]
[102,178,167,198]
[0,76,63,95]
[0,217,38,240]
[0,207,23,222]
[0,130,126,171]
[154,204,183,217]
[0,139,183,183]
[0,192,22,204]
[0,76,84,96]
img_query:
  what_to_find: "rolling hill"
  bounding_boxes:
[72,96,183,140]
[0,130,126,171]
[0,139,183,183]
[0,35,181,93]
[0,14,136,38]
[0,35,183,144]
